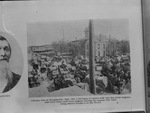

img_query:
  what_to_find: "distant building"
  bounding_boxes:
[31,45,53,53]
[84,27,108,58]
[69,28,88,58]
[69,27,119,59]
[85,35,108,58]
[28,45,54,60]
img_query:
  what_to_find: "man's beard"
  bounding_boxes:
[0,60,12,82]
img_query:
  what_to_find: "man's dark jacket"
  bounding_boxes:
[3,72,21,93]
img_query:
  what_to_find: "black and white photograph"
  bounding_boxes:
[27,19,131,97]
[27,20,90,97]
[93,19,131,95]
[0,31,23,93]
[0,0,146,113]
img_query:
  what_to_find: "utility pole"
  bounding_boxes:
[89,19,96,94]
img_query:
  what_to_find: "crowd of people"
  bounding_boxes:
[28,52,131,94]
[95,54,131,94]
[28,54,89,91]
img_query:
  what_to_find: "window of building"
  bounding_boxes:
[98,44,100,49]
[87,51,89,56]
[103,44,105,49]
[98,51,100,56]
[103,51,105,56]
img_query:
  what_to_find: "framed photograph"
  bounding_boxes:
[0,0,146,113]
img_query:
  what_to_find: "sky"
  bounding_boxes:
[0,1,131,47]
[27,20,88,46]
[27,19,129,47]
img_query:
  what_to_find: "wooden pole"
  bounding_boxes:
[89,19,96,94]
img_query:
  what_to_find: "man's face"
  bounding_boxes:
[0,40,11,62]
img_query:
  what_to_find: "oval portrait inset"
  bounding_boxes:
[0,31,23,93]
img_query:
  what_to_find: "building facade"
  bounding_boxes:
[69,27,119,59]
[85,36,108,58]
[28,45,54,60]
[84,26,108,58]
